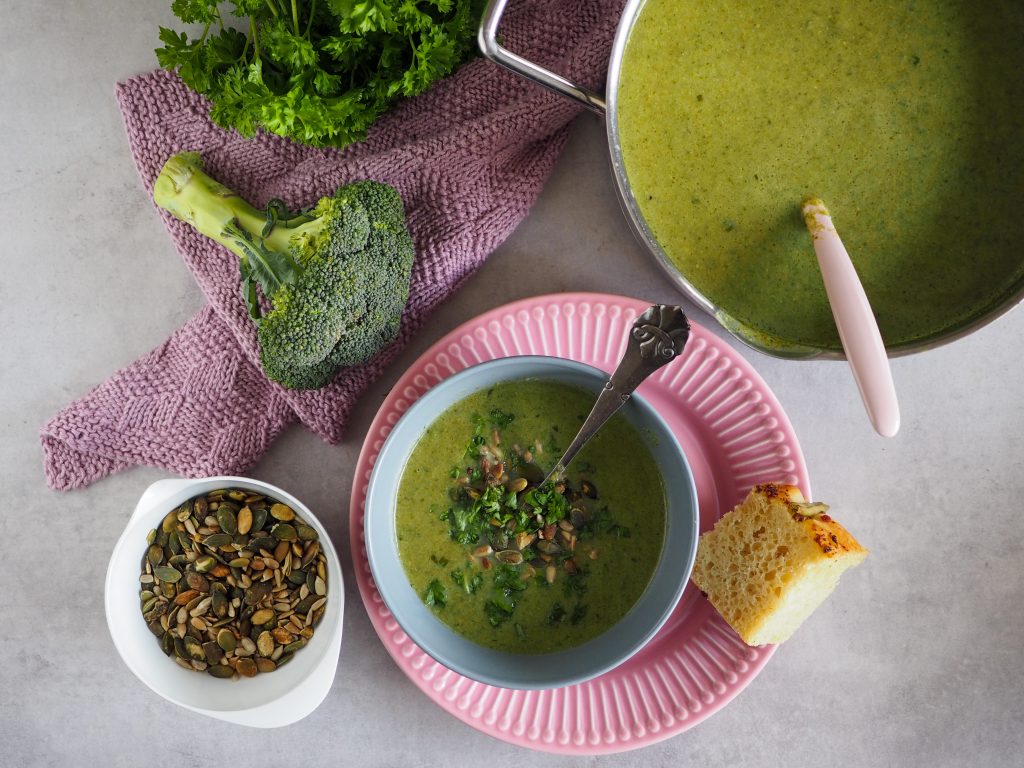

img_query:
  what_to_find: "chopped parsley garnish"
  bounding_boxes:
[488,408,515,428]
[607,523,632,539]
[563,569,589,598]
[446,505,486,546]
[485,593,515,627]
[464,433,486,459]
[545,603,566,626]
[424,579,447,608]
[451,568,484,595]
[493,564,529,594]
[422,409,632,639]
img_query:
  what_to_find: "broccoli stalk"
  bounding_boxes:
[153,151,415,390]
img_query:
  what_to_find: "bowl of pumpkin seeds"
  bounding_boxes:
[105,477,344,728]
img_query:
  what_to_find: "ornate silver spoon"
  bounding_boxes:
[541,304,690,486]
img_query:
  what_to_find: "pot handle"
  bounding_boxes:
[478,0,607,115]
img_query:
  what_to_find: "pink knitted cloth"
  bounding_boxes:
[40,0,624,491]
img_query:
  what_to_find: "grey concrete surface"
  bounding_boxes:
[2,3,1022,767]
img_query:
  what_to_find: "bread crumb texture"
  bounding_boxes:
[691,483,867,646]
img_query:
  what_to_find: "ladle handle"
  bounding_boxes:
[545,305,690,483]
[478,0,607,114]
[804,203,901,437]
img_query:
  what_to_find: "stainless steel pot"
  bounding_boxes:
[478,0,1024,360]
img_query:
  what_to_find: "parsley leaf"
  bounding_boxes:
[545,602,566,626]
[485,592,515,627]
[488,408,515,428]
[423,579,447,608]
[451,568,483,595]
[493,564,528,594]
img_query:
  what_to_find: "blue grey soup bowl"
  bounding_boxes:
[364,356,698,689]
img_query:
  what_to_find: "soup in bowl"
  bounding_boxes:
[364,356,698,689]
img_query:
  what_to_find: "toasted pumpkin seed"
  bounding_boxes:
[202,641,224,665]
[272,523,297,541]
[207,665,234,678]
[236,507,253,535]
[251,507,269,533]
[536,540,561,555]
[211,583,228,618]
[161,510,179,534]
[256,631,276,657]
[202,533,232,548]
[272,627,294,644]
[515,532,536,550]
[147,544,165,566]
[244,582,272,606]
[184,571,209,593]
[173,589,199,606]
[216,628,236,652]
[216,507,238,535]
[154,566,182,583]
[270,503,295,522]
[251,608,275,625]
[184,636,206,661]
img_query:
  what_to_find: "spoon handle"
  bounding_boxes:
[544,305,690,484]
[803,200,901,437]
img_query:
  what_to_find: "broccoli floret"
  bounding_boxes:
[153,152,415,389]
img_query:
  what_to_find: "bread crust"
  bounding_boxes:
[691,483,866,646]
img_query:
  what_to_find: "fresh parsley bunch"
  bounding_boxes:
[157,0,484,149]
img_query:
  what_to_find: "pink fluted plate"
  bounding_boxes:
[349,293,809,754]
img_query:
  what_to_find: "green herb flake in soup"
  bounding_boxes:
[396,380,666,654]
[617,0,1024,350]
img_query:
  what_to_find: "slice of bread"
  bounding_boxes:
[691,483,867,646]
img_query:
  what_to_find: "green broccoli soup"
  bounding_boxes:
[395,380,666,654]
[617,0,1024,350]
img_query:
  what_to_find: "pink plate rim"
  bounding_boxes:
[349,292,809,754]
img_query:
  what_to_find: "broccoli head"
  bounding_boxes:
[153,152,415,390]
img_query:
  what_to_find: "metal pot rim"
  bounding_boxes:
[480,0,1024,360]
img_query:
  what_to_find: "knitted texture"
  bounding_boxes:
[40,0,624,491]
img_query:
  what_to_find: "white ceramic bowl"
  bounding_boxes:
[365,356,699,689]
[105,477,344,727]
